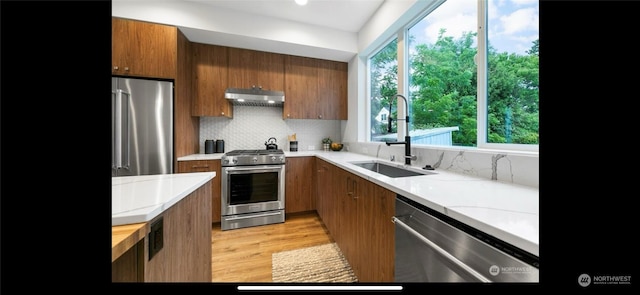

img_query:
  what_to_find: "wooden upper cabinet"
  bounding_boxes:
[112,17,177,79]
[318,59,348,120]
[283,56,318,119]
[192,43,232,118]
[228,47,284,91]
[284,57,348,120]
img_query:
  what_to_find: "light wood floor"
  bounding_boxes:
[211,211,334,282]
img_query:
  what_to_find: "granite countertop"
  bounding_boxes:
[178,151,539,257]
[112,172,216,226]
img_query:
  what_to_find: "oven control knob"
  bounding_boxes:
[279,156,285,162]
[232,159,237,164]
[252,157,258,163]
[271,156,276,161]
[223,159,228,164]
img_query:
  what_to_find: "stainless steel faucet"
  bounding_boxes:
[385,94,416,165]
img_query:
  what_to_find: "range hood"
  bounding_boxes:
[225,86,285,107]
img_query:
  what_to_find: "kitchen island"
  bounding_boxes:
[112,172,215,282]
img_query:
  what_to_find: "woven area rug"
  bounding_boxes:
[272,243,358,283]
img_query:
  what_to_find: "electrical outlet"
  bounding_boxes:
[308,145,315,150]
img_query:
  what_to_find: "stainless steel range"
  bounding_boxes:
[220,149,286,230]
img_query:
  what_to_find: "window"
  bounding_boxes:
[369,39,398,142]
[368,0,538,152]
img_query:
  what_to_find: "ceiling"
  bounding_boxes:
[185,0,385,33]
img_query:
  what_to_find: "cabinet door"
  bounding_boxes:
[357,181,395,282]
[317,59,348,120]
[285,157,315,213]
[112,18,177,79]
[325,163,395,282]
[342,170,362,278]
[177,160,222,223]
[315,158,332,226]
[192,43,232,117]
[284,55,318,119]
[228,47,284,91]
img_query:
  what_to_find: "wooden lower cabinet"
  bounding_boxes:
[357,177,396,282]
[112,181,212,282]
[177,160,222,223]
[315,159,395,282]
[285,157,315,214]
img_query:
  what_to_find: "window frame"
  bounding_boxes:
[366,0,539,153]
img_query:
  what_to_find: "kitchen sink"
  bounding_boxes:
[349,161,436,178]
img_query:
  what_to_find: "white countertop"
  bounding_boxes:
[112,172,216,226]
[178,150,539,257]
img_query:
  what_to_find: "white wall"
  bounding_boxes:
[111,0,357,62]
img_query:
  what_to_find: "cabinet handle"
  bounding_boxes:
[113,66,119,70]
[124,67,129,71]
[191,165,210,169]
[353,180,358,199]
[221,112,225,116]
[318,114,323,119]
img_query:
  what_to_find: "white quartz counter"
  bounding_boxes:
[112,172,216,226]
[178,150,539,257]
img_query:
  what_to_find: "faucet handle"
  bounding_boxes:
[390,155,395,161]
[404,155,417,161]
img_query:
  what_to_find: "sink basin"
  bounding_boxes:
[349,161,436,178]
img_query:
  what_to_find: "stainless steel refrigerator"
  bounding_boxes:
[112,77,174,177]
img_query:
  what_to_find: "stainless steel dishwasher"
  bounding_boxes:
[393,195,539,282]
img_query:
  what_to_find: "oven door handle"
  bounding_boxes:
[224,165,283,174]
[224,211,283,221]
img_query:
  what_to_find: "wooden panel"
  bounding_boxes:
[228,47,284,91]
[144,181,212,282]
[357,181,395,282]
[174,28,200,160]
[314,158,329,219]
[177,160,222,223]
[228,47,257,88]
[192,43,232,117]
[369,184,395,282]
[111,17,177,79]
[323,160,395,282]
[284,55,318,119]
[258,51,285,91]
[285,157,315,213]
[317,59,348,120]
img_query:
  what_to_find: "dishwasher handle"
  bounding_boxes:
[392,216,492,283]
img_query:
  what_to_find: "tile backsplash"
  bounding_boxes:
[200,105,342,152]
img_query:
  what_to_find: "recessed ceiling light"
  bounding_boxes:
[295,0,308,6]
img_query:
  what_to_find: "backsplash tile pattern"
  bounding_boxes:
[200,105,342,153]
[345,142,539,188]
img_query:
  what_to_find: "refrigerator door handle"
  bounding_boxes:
[114,89,131,170]
[112,89,118,170]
